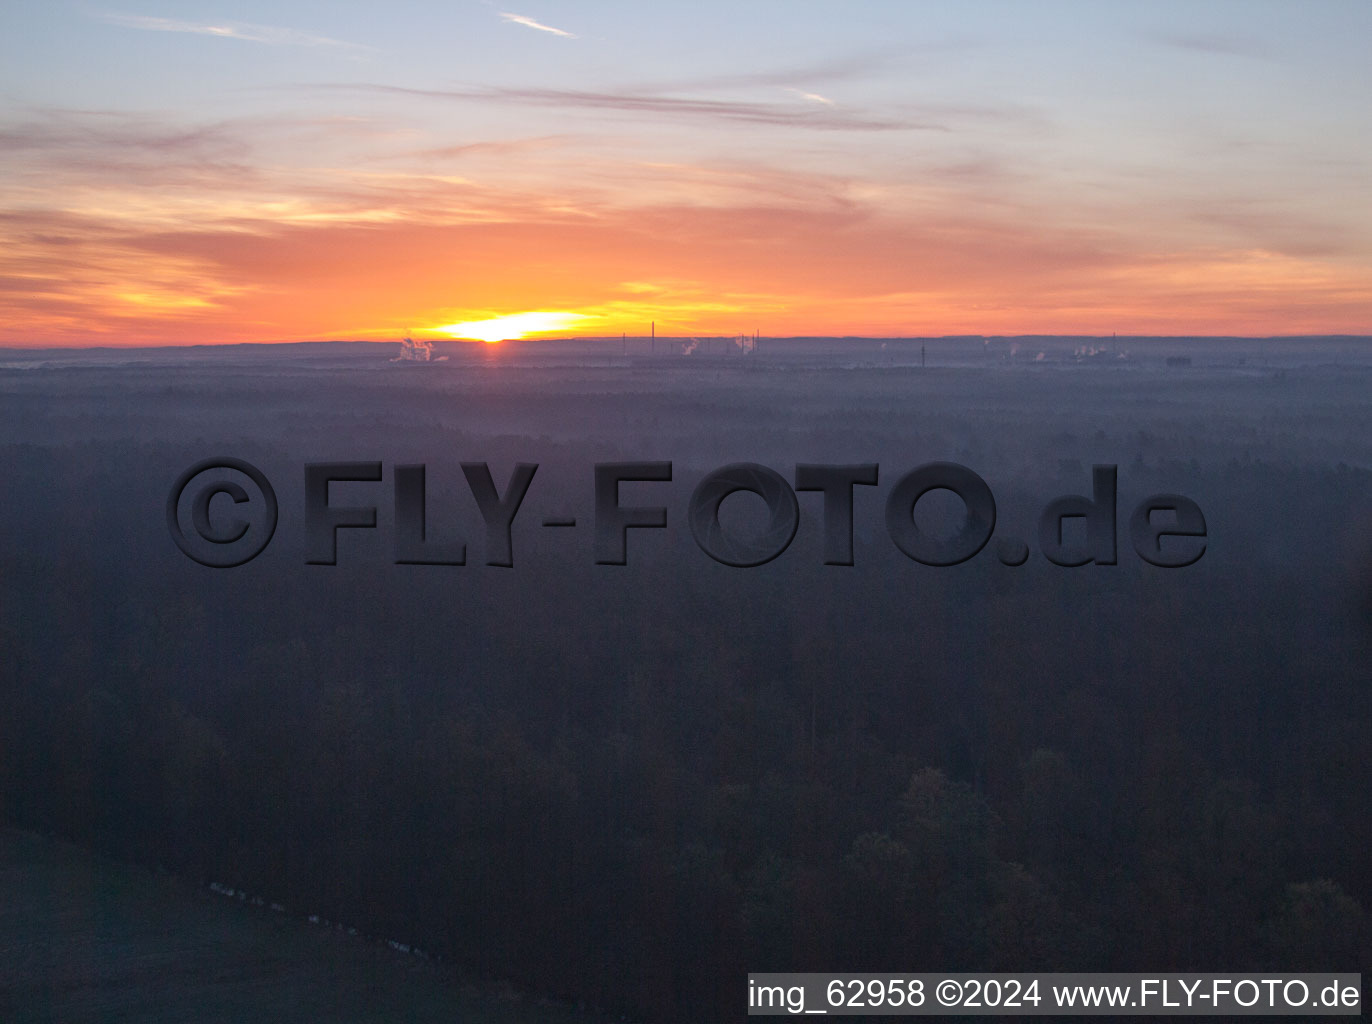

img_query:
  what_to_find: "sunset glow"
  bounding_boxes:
[1,2,1369,345]
[438,312,589,343]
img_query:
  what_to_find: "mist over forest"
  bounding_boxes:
[2,336,1369,1020]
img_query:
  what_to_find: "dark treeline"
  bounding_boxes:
[1,353,1371,1020]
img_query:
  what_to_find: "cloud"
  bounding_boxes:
[784,88,836,107]
[1187,204,1358,259]
[408,136,572,161]
[0,110,262,198]
[622,42,976,95]
[1146,31,1271,58]
[322,83,939,132]
[94,11,369,52]
[0,112,245,159]
[498,12,575,38]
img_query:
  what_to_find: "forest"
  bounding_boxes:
[1,338,1369,1020]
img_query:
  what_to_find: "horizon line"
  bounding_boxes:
[4,333,1372,352]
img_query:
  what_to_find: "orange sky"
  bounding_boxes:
[2,3,1369,345]
[7,190,1369,346]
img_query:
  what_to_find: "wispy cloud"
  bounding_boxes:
[784,87,836,107]
[408,136,573,161]
[498,12,576,38]
[623,44,968,95]
[1146,30,1270,58]
[313,83,938,132]
[94,11,369,52]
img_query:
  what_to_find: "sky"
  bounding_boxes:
[1,0,1369,344]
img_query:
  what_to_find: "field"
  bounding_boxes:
[0,828,612,1023]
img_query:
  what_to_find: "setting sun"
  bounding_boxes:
[437,312,588,343]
